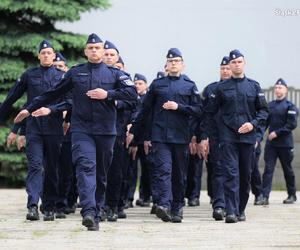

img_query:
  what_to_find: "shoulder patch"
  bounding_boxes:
[258,93,265,96]
[124,79,134,86]
[287,110,297,115]
[119,75,128,81]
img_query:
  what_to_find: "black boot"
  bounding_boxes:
[43,211,55,221]
[225,214,238,223]
[238,211,246,221]
[188,198,200,207]
[213,207,225,221]
[107,207,118,222]
[118,208,127,219]
[171,209,183,223]
[254,194,264,205]
[156,206,171,222]
[26,206,39,221]
[283,195,297,204]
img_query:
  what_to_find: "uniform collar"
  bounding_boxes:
[231,75,246,82]
[168,74,181,81]
[40,64,54,70]
[88,61,102,69]
[275,97,286,103]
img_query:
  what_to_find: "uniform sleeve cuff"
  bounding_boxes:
[107,90,115,101]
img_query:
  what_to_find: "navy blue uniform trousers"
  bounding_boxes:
[152,142,189,212]
[185,154,203,200]
[57,138,78,212]
[220,142,254,216]
[251,144,263,197]
[71,132,115,223]
[208,139,225,209]
[26,134,62,211]
[127,144,151,202]
[106,136,126,209]
[262,145,296,198]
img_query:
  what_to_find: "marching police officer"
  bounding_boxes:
[198,56,232,220]
[201,49,268,223]
[0,40,70,221]
[14,33,137,231]
[52,52,77,217]
[127,48,202,223]
[127,73,152,208]
[103,40,136,221]
[262,78,298,205]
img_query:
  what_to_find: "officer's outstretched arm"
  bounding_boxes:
[0,74,27,121]
[26,72,74,115]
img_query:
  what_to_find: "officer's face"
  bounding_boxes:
[229,57,245,77]
[220,65,232,80]
[134,80,147,95]
[166,57,184,76]
[38,48,55,67]
[53,61,68,72]
[103,49,119,66]
[84,43,104,63]
[274,85,287,100]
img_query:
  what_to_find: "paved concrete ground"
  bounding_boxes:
[0,189,299,250]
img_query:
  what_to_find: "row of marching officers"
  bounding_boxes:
[0,33,298,231]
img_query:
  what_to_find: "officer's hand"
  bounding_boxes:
[17,135,26,151]
[6,132,17,148]
[126,124,132,136]
[86,88,108,100]
[31,107,51,117]
[14,109,30,123]
[129,146,138,160]
[197,139,209,161]
[268,131,277,141]
[63,122,70,135]
[189,136,197,155]
[162,101,178,110]
[144,141,152,155]
[238,122,254,134]
[126,133,134,148]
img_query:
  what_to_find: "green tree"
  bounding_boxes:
[0,0,110,186]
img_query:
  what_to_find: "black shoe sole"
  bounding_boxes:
[82,216,94,227]
[56,215,66,219]
[26,215,39,221]
[156,207,171,222]
[225,218,238,223]
[87,225,99,231]
[254,202,264,205]
[107,217,118,222]
[213,212,224,221]
[43,216,55,221]
[171,217,182,223]
[118,214,127,219]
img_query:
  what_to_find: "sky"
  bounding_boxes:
[56,0,300,90]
